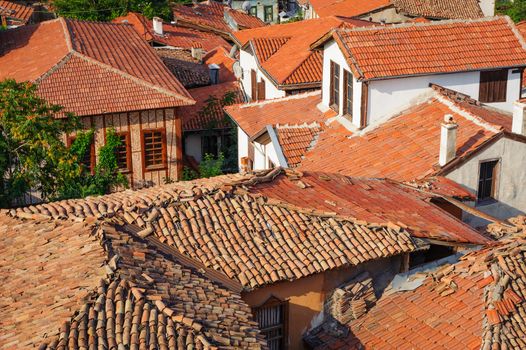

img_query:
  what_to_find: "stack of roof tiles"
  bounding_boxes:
[233,17,372,88]
[113,12,231,52]
[0,18,194,117]
[391,0,484,19]
[299,86,512,181]
[304,228,526,349]
[325,17,526,81]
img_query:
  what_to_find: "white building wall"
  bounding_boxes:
[479,0,495,16]
[237,127,249,170]
[253,141,279,170]
[446,137,526,222]
[239,48,286,101]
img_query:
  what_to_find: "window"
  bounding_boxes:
[202,134,218,158]
[257,79,266,101]
[115,132,131,172]
[329,61,340,112]
[68,135,95,175]
[343,70,353,116]
[253,296,288,350]
[142,129,166,170]
[249,5,257,17]
[251,69,257,101]
[264,5,273,22]
[479,69,508,103]
[477,160,499,201]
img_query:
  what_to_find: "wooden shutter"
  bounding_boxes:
[479,70,507,103]
[251,70,257,101]
[257,79,266,101]
[343,70,353,116]
[360,82,369,129]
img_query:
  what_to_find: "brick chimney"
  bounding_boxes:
[513,101,526,136]
[152,17,163,36]
[439,114,458,166]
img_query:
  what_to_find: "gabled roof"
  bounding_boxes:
[225,91,329,137]
[391,0,484,19]
[305,228,526,349]
[306,0,391,18]
[234,16,373,87]
[299,87,512,181]
[181,81,244,131]
[6,168,490,291]
[112,12,231,52]
[0,18,194,117]
[203,46,238,82]
[0,0,33,25]
[0,212,265,349]
[315,16,526,81]
[275,124,322,167]
[172,0,265,37]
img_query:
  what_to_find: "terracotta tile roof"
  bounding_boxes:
[234,17,373,87]
[225,91,327,137]
[391,0,484,19]
[305,231,526,349]
[6,169,419,290]
[113,12,231,52]
[307,0,390,18]
[275,124,322,167]
[0,0,33,25]
[172,0,265,37]
[156,48,210,88]
[299,90,510,181]
[0,212,265,349]
[203,46,238,83]
[252,170,489,244]
[516,21,526,88]
[328,17,526,81]
[0,18,193,117]
[181,81,244,131]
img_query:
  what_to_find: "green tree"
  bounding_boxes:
[497,0,526,22]
[0,79,80,207]
[53,0,174,21]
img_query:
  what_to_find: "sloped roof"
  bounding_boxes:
[0,18,193,116]
[252,171,489,244]
[307,0,391,18]
[275,124,322,167]
[306,229,526,349]
[112,12,231,52]
[299,89,511,181]
[234,16,373,87]
[172,0,265,37]
[323,17,526,81]
[0,212,265,349]
[0,0,33,25]
[181,81,244,131]
[391,0,484,19]
[203,46,238,83]
[225,91,328,137]
[156,48,210,88]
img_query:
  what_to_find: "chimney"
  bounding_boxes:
[513,101,526,136]
[439,114,458,166]
[209,63,220,85]
[191,45,204,61]
[152,17,163,36]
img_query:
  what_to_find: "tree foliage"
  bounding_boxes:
[497,0,526,22]
[0,79,80,207]
[52,0,177,21]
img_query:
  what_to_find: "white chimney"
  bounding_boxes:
[191,46,204,61]
[439,114,458,166]
[152,17,163,36]
[513,101,526,136]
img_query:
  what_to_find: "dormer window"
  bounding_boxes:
[479,69,507,103]
[330,61,340,112]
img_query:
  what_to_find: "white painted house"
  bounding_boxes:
[312,17,526,131]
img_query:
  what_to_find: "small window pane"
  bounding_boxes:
[143,130,165,169]
[116,133,129,171]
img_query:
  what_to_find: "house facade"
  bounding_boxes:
[230,0,279,23]
[0,19,195,190]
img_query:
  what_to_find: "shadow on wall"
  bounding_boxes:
[463,200,525,229]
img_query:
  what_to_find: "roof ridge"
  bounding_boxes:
[276,122,321,129]
[71,52,195,105]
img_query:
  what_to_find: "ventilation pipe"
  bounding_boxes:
[439,114,458,166]
[513,101,526,136]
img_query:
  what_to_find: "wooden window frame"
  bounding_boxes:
[141,128,167,172]
[264,5,273,22]
[115,131,132,173]
[479,69,508,103]
[343,69,353,117]
[257,79,266,101]
[477,158,500,203]
[67,135,96,175]
[249,6,258,17]
[252,296,289,350]
[329,61,340,112]
[251,69,258,101]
